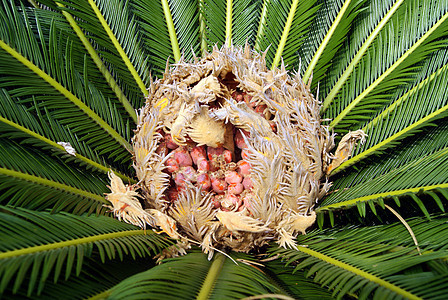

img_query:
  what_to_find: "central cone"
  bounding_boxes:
[105,45,368,258]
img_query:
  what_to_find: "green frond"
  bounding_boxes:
[1,0,448,298]
[100,251,286,299]
[0,4,132,162]
[0,206,169,297]
[301,0,367,85]
[271,214,448,299]
[130,0,178,75]
[263,260,335,300]
[324,0,448,131]
[168,0,200,61]
[55,2,138,123]
[330,120,448,196]
[319,145,448,212]
[0,89,134,182]
[55,0,151,96]
[161,0,181,62]
[0,138,109,213]
[3,257,151,299]
[257,0,319,68]
[201,0,226,49]
[321,0,403,110]
[231,0,260,46]
[333,49,448,173]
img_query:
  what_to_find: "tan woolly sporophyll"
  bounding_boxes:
[106,45,366,258]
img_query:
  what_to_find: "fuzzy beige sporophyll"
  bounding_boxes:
[106,45,366,259]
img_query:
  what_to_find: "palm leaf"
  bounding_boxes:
[319,145,448,214]
[321,0,404,111]
[257,0,319,68]
[263,260,335,300]
[329,121,448,195]
[300,0,367,85]
[271,214,448,299]
[48,0,152,99]
[333,49,448,173]
[0,206,169,297]
[0,3,132,162]
[169,0,201,61]
[201,0,227,49]
[0,130,109,213]
[96,252,278,299]
[324,0,448,132]
[1,0,448,298]
[231,0,260,46]
[0,89,134,182]
[130,0,181,74]
[3,257,151,299]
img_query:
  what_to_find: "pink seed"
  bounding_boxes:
[213,197,221,209]
[174,147,193,167]
[165,157,179,173]
[197,157,210,172]
[231,91,244,102]
[225,171,242,184]
[269,121,277,133]
[242,176,253,190]
[222,193,242,209]
[190,145,207,164]
[235,130,249,149]
[182,166,197,183]
[197,173,211,191]
[237,160,251,177]
[223,150,233,163]
[165,133,179,150]
[228,183,244,195]
[207,146,224,161]
[242,193,254,212]
[211,176,227,194]
[174,172,186,188]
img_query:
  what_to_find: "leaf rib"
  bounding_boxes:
[0,167,107,204]
[271,0,299,69]
[161,0,181,62]
[254,0,269,51]
[322,0,404,111]
[295,245,421,300]
[226,0,232,43]
[0,39,132,152]
[303,0,352,83]
[199,0,207,55]
[0,116,134,183]
[0,230,143,260]
[86,0,148,96]
[55,2,137,123]
[196,254,226,300]
[318,183,448,211]
[329,9,448,129]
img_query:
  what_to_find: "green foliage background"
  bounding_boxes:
[1,0,448,299]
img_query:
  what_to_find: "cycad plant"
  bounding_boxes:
[1,0,448,298]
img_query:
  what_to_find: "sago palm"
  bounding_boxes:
[1,0,448,298]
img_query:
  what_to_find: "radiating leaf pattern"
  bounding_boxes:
[1,0,448,298]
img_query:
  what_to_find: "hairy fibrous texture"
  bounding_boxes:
[107,45,366,255]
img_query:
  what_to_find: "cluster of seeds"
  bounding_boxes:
[158,91,269,214]
[107,45,366,257]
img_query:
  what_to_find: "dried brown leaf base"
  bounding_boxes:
[106,45,366,258]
